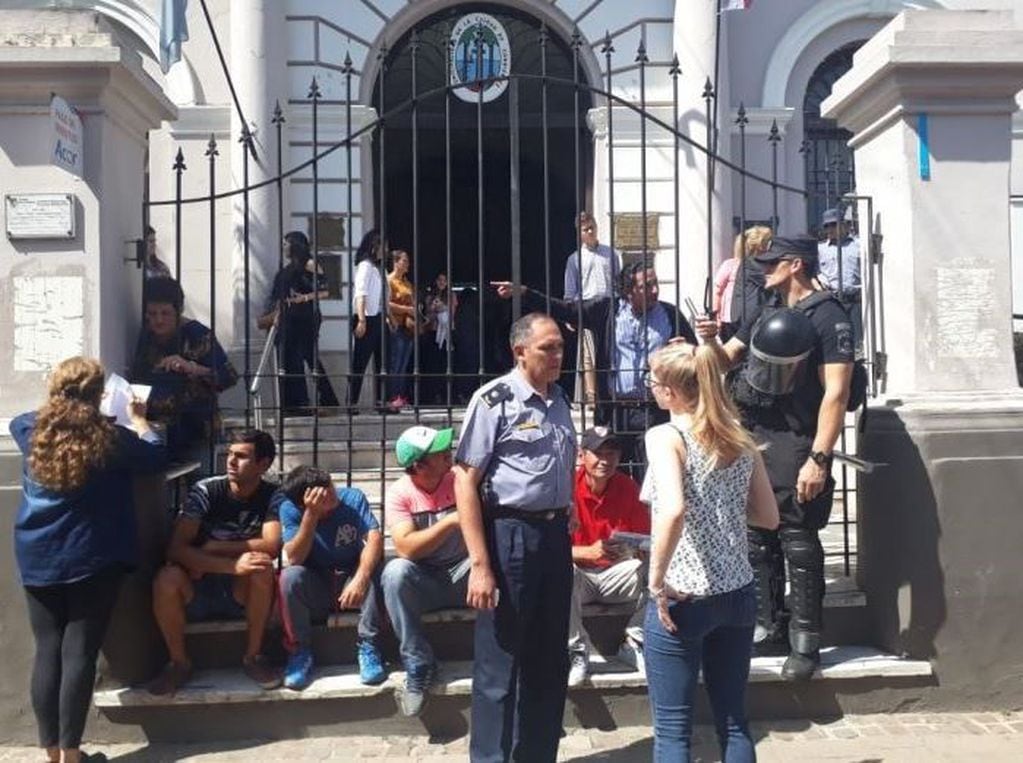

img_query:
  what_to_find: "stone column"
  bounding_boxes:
[822,10,1023,708]
[230,0,287,358]
[0,10,176,419]
[673,0,732,311]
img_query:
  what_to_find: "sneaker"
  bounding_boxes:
[567,651,589,687]
[399,662,436,717]
[146,660,192,696]
[358,639,387,685]
[243,654,282,690]
[283,648,315,691]
[617,638,645,673]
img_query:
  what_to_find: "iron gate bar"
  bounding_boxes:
[444,27,455,428]
[737,102,748,329]
[206,134,219,473]
[769,119,781,230]
[411,29,422,420]
[173,147,185,277]
[573,28,586,430]
[638,37,653,450]
[241,125,253,427]
[309,76,322,466]
[702,77,715,315]
[272,102,287,474]
[475,25,485,390]
[540,24,552,312]
[509,79,522,358]
[377,43,390,532]
[603,33,620,416]
[344,52,356,487]
[671,54,681,337]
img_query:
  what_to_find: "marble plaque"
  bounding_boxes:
[13,275,84,371]
[935,262,998,359]
[5,194,76,239]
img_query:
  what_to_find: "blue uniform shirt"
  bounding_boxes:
[818,236,862,291]
[279,487,380,573]
[456,367,577,512]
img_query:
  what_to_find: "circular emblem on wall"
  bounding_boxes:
[450,13,512,104]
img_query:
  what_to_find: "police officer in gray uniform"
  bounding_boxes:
[454,312,577,763]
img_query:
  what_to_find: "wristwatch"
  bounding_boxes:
[809,450,832,467]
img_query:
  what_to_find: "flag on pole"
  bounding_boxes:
[159,0,189,73]
[721,0,754,11]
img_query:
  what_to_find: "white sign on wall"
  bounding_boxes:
[450,13,512,104]
[5,194,76,239]
[50,95,83,178]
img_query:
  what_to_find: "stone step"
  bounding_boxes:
[93,646,933,709]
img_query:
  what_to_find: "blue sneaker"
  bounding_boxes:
[283,648,314,691]
[357,639,386,685]
[400,662,436,717]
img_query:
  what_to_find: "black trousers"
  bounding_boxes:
[470,514,573,763]
[24,568,123,749]
[279,320,339,411]
[746,422,834,651]
[347,314,383,407]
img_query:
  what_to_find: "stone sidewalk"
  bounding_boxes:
[1,712,1020,761]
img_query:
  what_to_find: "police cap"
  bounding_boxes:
[753,236,818,266]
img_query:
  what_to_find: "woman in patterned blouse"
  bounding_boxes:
[640,342,778,762]
[130,277,238,469]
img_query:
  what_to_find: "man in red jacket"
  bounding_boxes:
[568,426,651,686]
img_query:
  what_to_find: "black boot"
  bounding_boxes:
[780,527,825,681]
[748,528,788,657]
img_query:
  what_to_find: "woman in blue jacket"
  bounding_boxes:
[11,356,166,763]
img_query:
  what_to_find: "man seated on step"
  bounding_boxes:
[277,465,386,691]
[148,429,282,696]
[381,425,468,717]
[568,426,651,687]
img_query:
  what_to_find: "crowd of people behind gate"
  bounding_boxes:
[11,209,861,762]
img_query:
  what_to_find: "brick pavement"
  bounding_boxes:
[0,712,1019,761]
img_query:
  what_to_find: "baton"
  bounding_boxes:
[831,450,886,474]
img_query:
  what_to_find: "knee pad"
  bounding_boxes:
[779,527,823,571]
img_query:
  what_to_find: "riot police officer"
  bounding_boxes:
[454,312,577,762]
[696,236,854,681]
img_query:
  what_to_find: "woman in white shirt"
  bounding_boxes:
[641,342,779,762]
[348,229,385,410]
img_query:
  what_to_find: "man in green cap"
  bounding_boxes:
[381,425,468,716]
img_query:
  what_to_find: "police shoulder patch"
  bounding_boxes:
[483,382,513,408]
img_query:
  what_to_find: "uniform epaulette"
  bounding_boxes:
[483,382,513,408]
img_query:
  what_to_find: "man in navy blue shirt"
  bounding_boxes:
[277,465,385,690]
[148,429,281,696]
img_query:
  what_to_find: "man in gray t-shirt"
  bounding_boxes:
[380,425,467,716]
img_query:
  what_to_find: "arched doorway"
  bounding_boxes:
[802,42,864,231]
[370,3,594,293]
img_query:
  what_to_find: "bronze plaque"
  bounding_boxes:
[612,212,659,252]
[310,215,345,250]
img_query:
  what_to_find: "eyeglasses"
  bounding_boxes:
[642,370,666,389]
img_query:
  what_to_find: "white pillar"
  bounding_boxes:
[823,10,1023,395]
[230,0,287,355]
[673,0,733,311]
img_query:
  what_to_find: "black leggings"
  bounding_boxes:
[24,568,123,749]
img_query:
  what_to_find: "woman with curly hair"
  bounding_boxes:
[11,357,167,763]
[640,343,778,762]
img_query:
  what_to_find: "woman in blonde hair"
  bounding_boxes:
[640,342,778,762]
[714,225,773,343]
[10,357,166,763]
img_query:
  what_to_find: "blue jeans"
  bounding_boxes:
[381,556,470,671]
[279,565,383,652]
[644,581,757,763]
[387,328,414,400]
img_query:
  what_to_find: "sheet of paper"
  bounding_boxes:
[99,373,148,427]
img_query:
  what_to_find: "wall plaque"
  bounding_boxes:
[5,194,76,239]
[612,212,660,252]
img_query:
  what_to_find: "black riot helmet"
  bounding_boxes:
[745,307,817,396]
